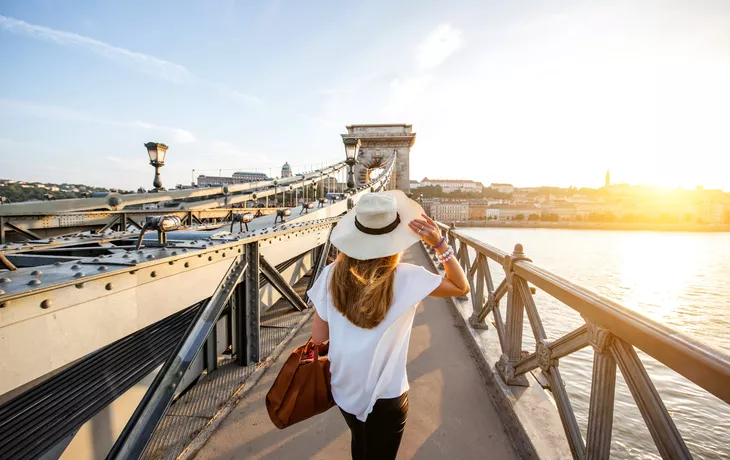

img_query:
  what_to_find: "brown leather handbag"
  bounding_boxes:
[266,339,336,429]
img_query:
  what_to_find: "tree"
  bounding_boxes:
[528,213,540,221]
[417,185,444,198]
[514,213,525,221]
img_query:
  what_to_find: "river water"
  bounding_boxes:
[459,228,730,459]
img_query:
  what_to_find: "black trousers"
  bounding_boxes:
[339,392,409,460]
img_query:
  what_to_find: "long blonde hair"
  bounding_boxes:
[330,251,401,329]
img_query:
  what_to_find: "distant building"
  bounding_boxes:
[198,171,270,186]
[488,204,538,221]
[605,169,611,188]
[467,200,488,221]
[420,177,483,193]
[409,179,421,189]
[322,177,341,190]
[485,208,500,219]
[233,171,269,182]
[430,200,468,222]
[281,162,292,178]
[489,183,515,194]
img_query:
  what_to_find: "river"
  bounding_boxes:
[459,228,730,460]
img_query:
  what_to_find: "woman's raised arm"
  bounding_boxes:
[408,214,469,298]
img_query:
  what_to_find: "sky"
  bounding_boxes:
[1,0,729,191]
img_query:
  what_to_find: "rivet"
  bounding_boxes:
[131,259,139,264]
[41,299,52,309]
[31,270,43,276]
[122,254,130,258]
[92,258,101,263]
[147,255,154,260]
[137,250,144,254]
[151,271,157,278]
[198,254,202,258]
[184,262,190,268]
[171,251,178,256]
[54,262,63,267]
[208,256,213,261]
[0,278,11,284]
[74,272,84,278]
[98,265,108,271]
[222,253,226,257]
[28,279,41,286]
[71,264,81,270]
[75,282,85,289]
[182,248,188,252]
[168,261,174,265]
[105,283,113,291]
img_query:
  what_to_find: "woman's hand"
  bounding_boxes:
[408,213,443,247]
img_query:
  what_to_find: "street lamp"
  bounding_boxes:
[145,142,169,191]
[342,137,360,192]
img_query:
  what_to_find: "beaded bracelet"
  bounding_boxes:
[440,252,455,264]
[437,246,453,262]
[432,236,447,250]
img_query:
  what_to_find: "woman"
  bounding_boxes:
[306,190,469,459]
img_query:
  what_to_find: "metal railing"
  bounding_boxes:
[437,223,730,460]
[0,163,347,216]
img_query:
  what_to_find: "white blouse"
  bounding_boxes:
[307,262,443,421]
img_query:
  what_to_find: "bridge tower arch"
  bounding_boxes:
[341,124,416,194]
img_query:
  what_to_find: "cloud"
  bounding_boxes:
[415,23,464,71]
[0,15,259,103]
[132,121,196,144]
[0,98,197,144]
[0,15,191,84]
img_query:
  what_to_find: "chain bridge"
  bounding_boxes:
[0,125,728,460]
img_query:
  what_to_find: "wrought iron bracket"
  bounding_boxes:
[259,255,309,312]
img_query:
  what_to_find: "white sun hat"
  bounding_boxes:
[330,190,426,260]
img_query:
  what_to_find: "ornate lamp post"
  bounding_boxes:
[145,142,168,191]
[342,137,360,192]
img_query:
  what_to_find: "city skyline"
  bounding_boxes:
[2,1,730,191]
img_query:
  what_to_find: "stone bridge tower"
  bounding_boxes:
[341,124,416,194]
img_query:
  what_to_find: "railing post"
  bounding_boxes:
[235,241,260,365]
[585,323,616,460]
[496,244,530,386]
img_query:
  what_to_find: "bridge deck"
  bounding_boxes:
[194,246,519,460]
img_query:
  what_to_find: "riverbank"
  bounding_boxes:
[451,221,730,232]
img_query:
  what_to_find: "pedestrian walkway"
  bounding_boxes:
[194,246,519,459]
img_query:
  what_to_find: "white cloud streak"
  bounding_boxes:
[0,15,259,103]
